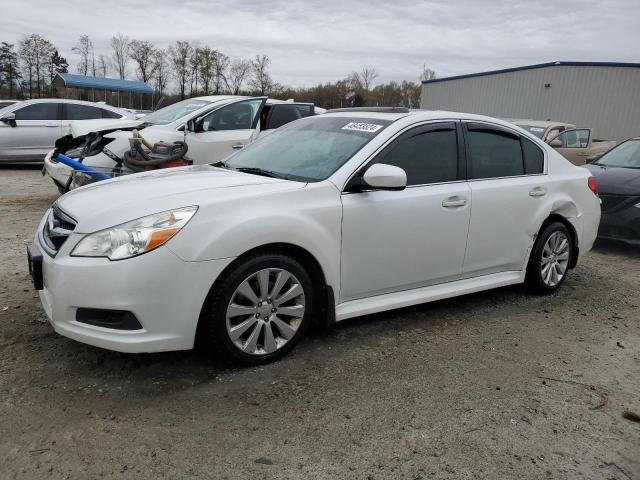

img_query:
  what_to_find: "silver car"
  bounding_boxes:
[0,99,135,163]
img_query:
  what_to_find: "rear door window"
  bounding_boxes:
[522,137,544,174]
[466,125,524,179]
[14,103,60,120]
[63,104,104,120]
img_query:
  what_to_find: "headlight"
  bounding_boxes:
[635,202,640,209]
[71,206,197,260]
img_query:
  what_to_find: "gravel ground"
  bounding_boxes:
[1,166,639,480]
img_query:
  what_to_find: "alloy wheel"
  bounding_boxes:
[225,268,305,355]
[540,231,570,287]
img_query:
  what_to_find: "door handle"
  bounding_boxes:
[44,124,58,127]
[442,196,467,208]
[232,143,245,150]
[529,186,547,197]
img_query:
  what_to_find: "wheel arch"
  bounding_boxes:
[195,242,334,346]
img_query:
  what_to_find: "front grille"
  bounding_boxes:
[599,194,639,213]
[39,205,77,256]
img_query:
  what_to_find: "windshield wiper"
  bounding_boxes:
[234,167,284,179]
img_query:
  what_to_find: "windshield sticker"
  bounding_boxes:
[341,122,384,133]
[529,127,545,132]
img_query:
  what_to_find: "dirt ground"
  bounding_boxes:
[0,166,638,480]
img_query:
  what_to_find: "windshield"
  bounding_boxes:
[595,140,640,168]
[142,98,212,125]
[225,116,392,182]
[518,125,547,139]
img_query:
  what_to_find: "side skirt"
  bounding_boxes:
[335,271,524,322]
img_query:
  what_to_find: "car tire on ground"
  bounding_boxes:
[199,252,316,365]
[525,221,574,295]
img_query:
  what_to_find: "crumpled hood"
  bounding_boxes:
[70,119,143,138]
[57,165,301,232]
[585,164,640,195]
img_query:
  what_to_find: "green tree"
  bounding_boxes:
[48,49,68,95]
[0,42,21,98]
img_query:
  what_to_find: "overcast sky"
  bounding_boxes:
[2,0,639,88]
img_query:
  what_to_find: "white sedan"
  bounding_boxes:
[44,95,320,192]
[28,108,601,364]
[0,99,135,163]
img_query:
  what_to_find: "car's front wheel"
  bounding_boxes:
[526,221,574,294]
[199,252,316,365]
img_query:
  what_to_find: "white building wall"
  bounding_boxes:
[421,65,640,142]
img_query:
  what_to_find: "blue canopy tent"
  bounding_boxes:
[53,73,154,109]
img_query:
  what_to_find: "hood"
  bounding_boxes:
[70,119,143,138]
[57,165,303,232]
[584,164,640,195]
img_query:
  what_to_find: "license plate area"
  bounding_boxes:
[27,244,44,290]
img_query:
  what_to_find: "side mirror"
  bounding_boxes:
[548,138,562,147]
[362,163,407,191]
[585,154,601,164]
[186,118,197,133]
[0,113,17,128]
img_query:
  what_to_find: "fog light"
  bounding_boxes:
[76,308,142,330]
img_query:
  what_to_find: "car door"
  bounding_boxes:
[1,102,62,160]
[340,122,471,301]
[462,121,547,277]
[185,98,266,164]
[549,128,592,165]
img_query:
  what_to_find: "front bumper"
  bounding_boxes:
[44,149,73,188]
[33,220,234,353]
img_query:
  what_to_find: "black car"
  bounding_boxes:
[585,137,640,245]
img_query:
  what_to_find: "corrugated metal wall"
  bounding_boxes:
[421,65,640,142]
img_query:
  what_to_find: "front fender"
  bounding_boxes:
[167,182,343,291]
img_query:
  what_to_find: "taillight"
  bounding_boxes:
[587,176,598,196]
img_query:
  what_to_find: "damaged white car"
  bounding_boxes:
[44,95,322,193]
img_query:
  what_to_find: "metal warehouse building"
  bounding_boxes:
[420,61,640,142]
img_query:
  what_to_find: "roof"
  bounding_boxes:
[422,61,640,84]
[54,73,154,94]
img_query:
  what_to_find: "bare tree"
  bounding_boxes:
[249,54,273,95]
[152,49,170,97]
[169,41,192,99]
[110,33,130,80]
[19,34,55,98]
[213,50,230,94]
[420,64,436,82]
[129,39,156,83]
[225,59,251,95]
[97,55,108,77]
[356,68,379,92]
[72,35,93,76]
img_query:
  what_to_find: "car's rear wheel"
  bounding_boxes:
[199,253,316,365]
[526,221,573,294]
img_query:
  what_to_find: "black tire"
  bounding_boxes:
[198,252,317,365]
[525,221,573,295]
